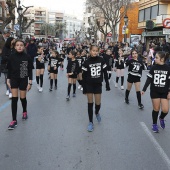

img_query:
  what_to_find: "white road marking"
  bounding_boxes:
[140,122,170,170]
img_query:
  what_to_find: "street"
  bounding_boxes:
[0,63,170,170]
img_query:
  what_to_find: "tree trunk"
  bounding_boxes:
[111,27,117,42]
[104,34,107,42]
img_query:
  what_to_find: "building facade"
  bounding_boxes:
[138,0,170,48]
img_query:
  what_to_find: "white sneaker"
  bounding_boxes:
[6,90,9,96]
[115,83,118,88]
[37,85,40,90]
[121,86,124,90]
[9,93,12,99]
[39,87,43,92]
[80,87,83,91]
[78,85,81,89]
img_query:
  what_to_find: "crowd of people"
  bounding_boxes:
[0,28,170,133]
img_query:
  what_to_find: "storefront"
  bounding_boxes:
[142,30,165,50]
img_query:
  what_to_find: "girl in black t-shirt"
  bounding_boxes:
[66,51,79,100]
[35,46,45,92]
[142,51,170,133]
[82,45,110,132]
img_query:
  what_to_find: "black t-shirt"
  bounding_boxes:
[35,53,45,67]
[125,59,146,77]
[147,64,170,93]
[67,59,79,74]
[48,57,62,70]
[103,54,114,68]
[115,58,124,69]
[82,56,107,84]
[76,57,84,68]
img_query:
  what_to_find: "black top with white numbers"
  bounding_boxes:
[76,57,84,68]
[48,57,62,70]
[147,64,170,93]
[82,56,107,84]
[125,59,146,77]
[67,59,79,74]
[115,58,125,69]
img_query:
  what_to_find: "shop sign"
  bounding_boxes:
[142,31,164,37]
[163,28,170,35]
[163,18,170,28]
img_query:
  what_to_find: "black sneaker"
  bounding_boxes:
[49,88,53,92]
[22,112,28,120]
[54,86,57,90]
[72,93,76,97]
[138,103,144,109]
[125,98,129,104]
[66,95,70,101]
[8,120,17,130]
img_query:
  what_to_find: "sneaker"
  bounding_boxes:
[49,88,53,92]
[159,118,165,129]
[66,95,70,100]
[39,87,43,92]
[152,124,159,133]
[80,87,83,91]
[138,103,144,109]
[8,120,17,130]
[6,90,9,96]
[9,93,12,99]
[54,86,57,90]
[96,113,101,123]
[73,93,76,97]
[125,98,129,104]
[78,85,81,89]
[37,85,40,90]
[87,122,94,132]
[115,83,118,88]
[121,86,124,90]
[22,112,28,120]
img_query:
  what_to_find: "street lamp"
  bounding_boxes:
[124,15,128,43]
[17,0,23,38]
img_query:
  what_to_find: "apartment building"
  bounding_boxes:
[138,0,170,46]
[48,10,64,24]
[24,7,48,38]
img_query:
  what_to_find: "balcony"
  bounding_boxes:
[35,14,46,18]
[156,14,170,24]
[34,20,45,23]
[34,27,41,30]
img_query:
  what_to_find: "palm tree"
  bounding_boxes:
[40,23,55,37]
[54,22,67,39]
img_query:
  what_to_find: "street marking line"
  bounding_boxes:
[140,122,170,170]
[0,101,11,112]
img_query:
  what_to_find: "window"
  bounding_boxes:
[159,5,167,15]
[145,8,151,21]
[138,10,144,22]
[0,6,2,17]
[151,5,158,19]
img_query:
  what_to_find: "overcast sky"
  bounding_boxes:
[22,0,85,19]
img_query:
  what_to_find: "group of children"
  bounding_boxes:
[6,40,170,134]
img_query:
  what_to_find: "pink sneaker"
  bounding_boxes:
[22,112,28,120]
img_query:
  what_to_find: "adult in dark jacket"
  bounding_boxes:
[26,39,37,63]
[1,37,15,98]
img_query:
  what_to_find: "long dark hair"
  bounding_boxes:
[156,51,169,62]
[5,37,14,49]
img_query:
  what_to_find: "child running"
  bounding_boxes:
[66,51,79,100]
[35,46,45,92]
[125,49,146,109]
[141,51,170,133]
[82,45,110,132]
[114,48,125,90]
[76,50,84,91]
[7,40,33,130]
[48,50,61,91]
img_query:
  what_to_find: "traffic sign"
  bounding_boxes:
[14,24,20,31]
[163,18,170,28]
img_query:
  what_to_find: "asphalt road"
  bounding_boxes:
[0,61,170,170]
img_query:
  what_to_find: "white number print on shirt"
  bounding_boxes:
[154,74,166,87]
[133,64,140,71]
[90,63,101,78]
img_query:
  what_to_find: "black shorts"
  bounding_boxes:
[36,64,45,69]
[86,83,102,94]
[150,91,168,99]
[50,69,58,74]
[107,66,112,72]
[11,78,28,90]
[68,74,77,79]
[127,74,141,83]
[78,68,82,74]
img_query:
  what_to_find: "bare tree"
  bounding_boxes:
[0,0,16,30]
[40,23,55,37]
[87,0,131,41]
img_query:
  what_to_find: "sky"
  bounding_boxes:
[22,0,85,20]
